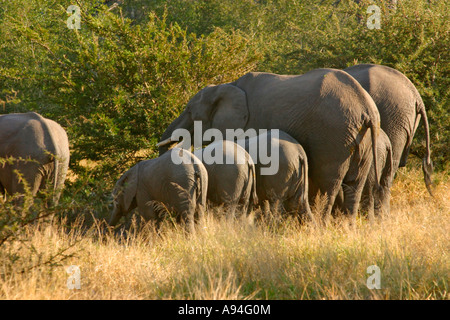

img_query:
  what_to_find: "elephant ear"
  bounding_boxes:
[118,165,139,211]
[209,84,249,132]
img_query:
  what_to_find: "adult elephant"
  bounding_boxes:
[158,69,381,219]
[344,64,433,194]
[0,112,70,204]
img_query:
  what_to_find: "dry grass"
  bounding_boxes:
[0,166,448,300]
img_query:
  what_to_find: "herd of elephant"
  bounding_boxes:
[0,64,433,231]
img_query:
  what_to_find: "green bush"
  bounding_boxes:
[120,0,449,170]
[260,0,449,169]
[0,0,448,173]
[0,0,261,177]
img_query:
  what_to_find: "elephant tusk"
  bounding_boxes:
[156,137,174,147]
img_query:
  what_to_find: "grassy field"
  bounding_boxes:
[0,164,448,300]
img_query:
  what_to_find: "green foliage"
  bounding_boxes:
[262,0,449,168]
[0,0,448,176]
[0,0,261,177]
[117,0,449,169]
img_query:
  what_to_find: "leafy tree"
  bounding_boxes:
[0,0,447,171]
[113,0,449,169]
[0,0,261,177]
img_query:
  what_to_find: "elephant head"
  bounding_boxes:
[109,165,139,226]
[158,84,248,154]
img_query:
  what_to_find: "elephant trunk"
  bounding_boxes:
[158,109,193,155]
[108,205,122,226]
[418,101,434,196]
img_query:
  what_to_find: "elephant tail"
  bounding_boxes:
[417,100,434,196]
[368,119,381,193]
[380,139,394,192]
[299,153,312,218]
[40,117,63,204]
[193,166,207,214]
[249,162,258,206]
[243,160,258,216]
[52,156,60,203]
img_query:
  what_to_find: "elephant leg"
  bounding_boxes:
[363,183,375,220]
[310,162,348,220]
[341,181,365,220]
[239,198,250,217]
[284,196,297,214]
[227,202,238,218]
[54,159,69,205]
[269,198,281,215]
[262,200,271,216]
[174,199,197,233]
[182,210,195,233]
[332,187,345,217]
[374,187,391,217]
[12,162,44,196]
[245,199,253,216]
[139,201,163,230]
[195,202,206,227]
[7,163,44,208]
[285,195,313,224]
[342,151,372,221]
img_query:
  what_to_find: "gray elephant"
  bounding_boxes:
[362,129,394,217]
[158,69,381,220]
[193,140,257,215]
[109,148,208,232]
[236,130,313,221]
[336,128,394,218]
[344,64,433,195]
[0,112,70,204]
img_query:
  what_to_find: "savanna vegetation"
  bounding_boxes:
[0,0,448,299]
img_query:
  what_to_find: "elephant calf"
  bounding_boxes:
[0,112,70,204]
[109,148,208,232]
[237,130,313,222]
[194,140,257,215]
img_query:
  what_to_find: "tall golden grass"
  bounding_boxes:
[0,165,448,300]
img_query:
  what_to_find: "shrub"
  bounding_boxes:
[263,0,449,168]
[0,0,447,171]
[120,0,449,170]
[0,0,261,177]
